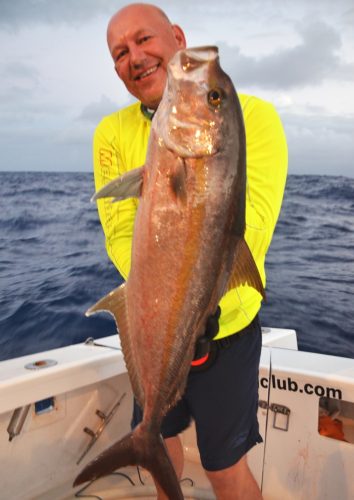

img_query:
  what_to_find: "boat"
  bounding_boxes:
[1,326,353,499]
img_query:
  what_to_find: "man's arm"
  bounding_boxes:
[217,96,287,336]
[93,116,138,280]
[243,96,288,276]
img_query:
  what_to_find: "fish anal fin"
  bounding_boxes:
[227,239,266,300]
[91,166,144,203]
[86,284,144,407]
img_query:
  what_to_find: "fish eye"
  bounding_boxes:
[207,88,223,107]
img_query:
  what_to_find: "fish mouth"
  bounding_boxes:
[133,64,160,81]
[170,46,219,75]
[182,46,219,63]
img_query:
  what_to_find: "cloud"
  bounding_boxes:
[341,6,354,25]
[0,0,119,27]
[0,123,93,172]
[281,111,354,177]
[0,60,39,80]
[0,0,219,27]
[219,22,354,90]
[0,61,40,98]
[0,61,47,126]
[1,0,353,178]
[78,95,122,123]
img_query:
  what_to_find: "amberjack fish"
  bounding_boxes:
[74,46,264,499]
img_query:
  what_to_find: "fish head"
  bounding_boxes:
[154,46,241,159]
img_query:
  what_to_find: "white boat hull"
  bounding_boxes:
[1,328,353,499]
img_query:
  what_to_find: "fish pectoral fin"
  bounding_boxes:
[91,166,144,202]
[227,239,266,300]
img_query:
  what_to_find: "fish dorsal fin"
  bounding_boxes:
[227,239,266,300]
[91,166,144,203]
[86,284,144,406]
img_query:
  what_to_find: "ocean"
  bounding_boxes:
[0,172,353,362]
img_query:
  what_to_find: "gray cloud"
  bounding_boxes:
[281,111,354,177]
[341,6,354,25]
[0,60,39,80]
[0,0,206,27]
[78,93,137,124]
[1,0,353,178]
[0,123,93,172]
[0,0,119,27]
[0,61,43,123]
[0,61,40,98]
[2,106,352,177]
[220,22,354,89]
[78,95,121,123]
[2,0,353,26]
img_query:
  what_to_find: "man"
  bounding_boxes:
[93,3,287,499]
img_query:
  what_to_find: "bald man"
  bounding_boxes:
[91,3,287,499]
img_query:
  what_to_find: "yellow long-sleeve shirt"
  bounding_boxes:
[93,94,288,339]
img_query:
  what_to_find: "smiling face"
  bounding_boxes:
[107,4,186,109]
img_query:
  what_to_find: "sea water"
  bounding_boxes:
[0,172,353,361]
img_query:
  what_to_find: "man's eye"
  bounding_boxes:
[115,49,127,62]
[138,35,151,44]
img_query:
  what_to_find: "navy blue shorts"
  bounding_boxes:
[132,315,263,471]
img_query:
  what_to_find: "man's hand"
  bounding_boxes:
[191,306,221,369]
[204,306,221,340]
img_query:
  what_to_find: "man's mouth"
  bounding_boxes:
[134,64,159,81]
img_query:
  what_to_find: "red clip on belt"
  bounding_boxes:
[190,353,209,367]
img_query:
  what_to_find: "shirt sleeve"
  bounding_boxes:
[93,116,138,281]
[243,96,288,279]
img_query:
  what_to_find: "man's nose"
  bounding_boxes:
[129,44,146,68]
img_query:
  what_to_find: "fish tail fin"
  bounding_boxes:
[73,425,183,500]
[144,431,184,500]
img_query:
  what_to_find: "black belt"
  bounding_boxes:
[214,315,258,350]
[191,315,259,372]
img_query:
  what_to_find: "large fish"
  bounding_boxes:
[74,46,264,499]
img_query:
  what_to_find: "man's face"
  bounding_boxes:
[107,6,186,109]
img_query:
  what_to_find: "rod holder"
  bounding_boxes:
[7,405,31,442]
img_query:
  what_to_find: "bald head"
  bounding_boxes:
[107,3,171,40]
[106,3,186,108]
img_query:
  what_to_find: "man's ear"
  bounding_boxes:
[172,24,187,49]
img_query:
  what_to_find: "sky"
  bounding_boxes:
[0,0,353,177]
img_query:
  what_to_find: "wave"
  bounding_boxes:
[1,171,353,361]
[288,174,354,202]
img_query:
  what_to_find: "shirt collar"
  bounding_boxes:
[140,104,156,121]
